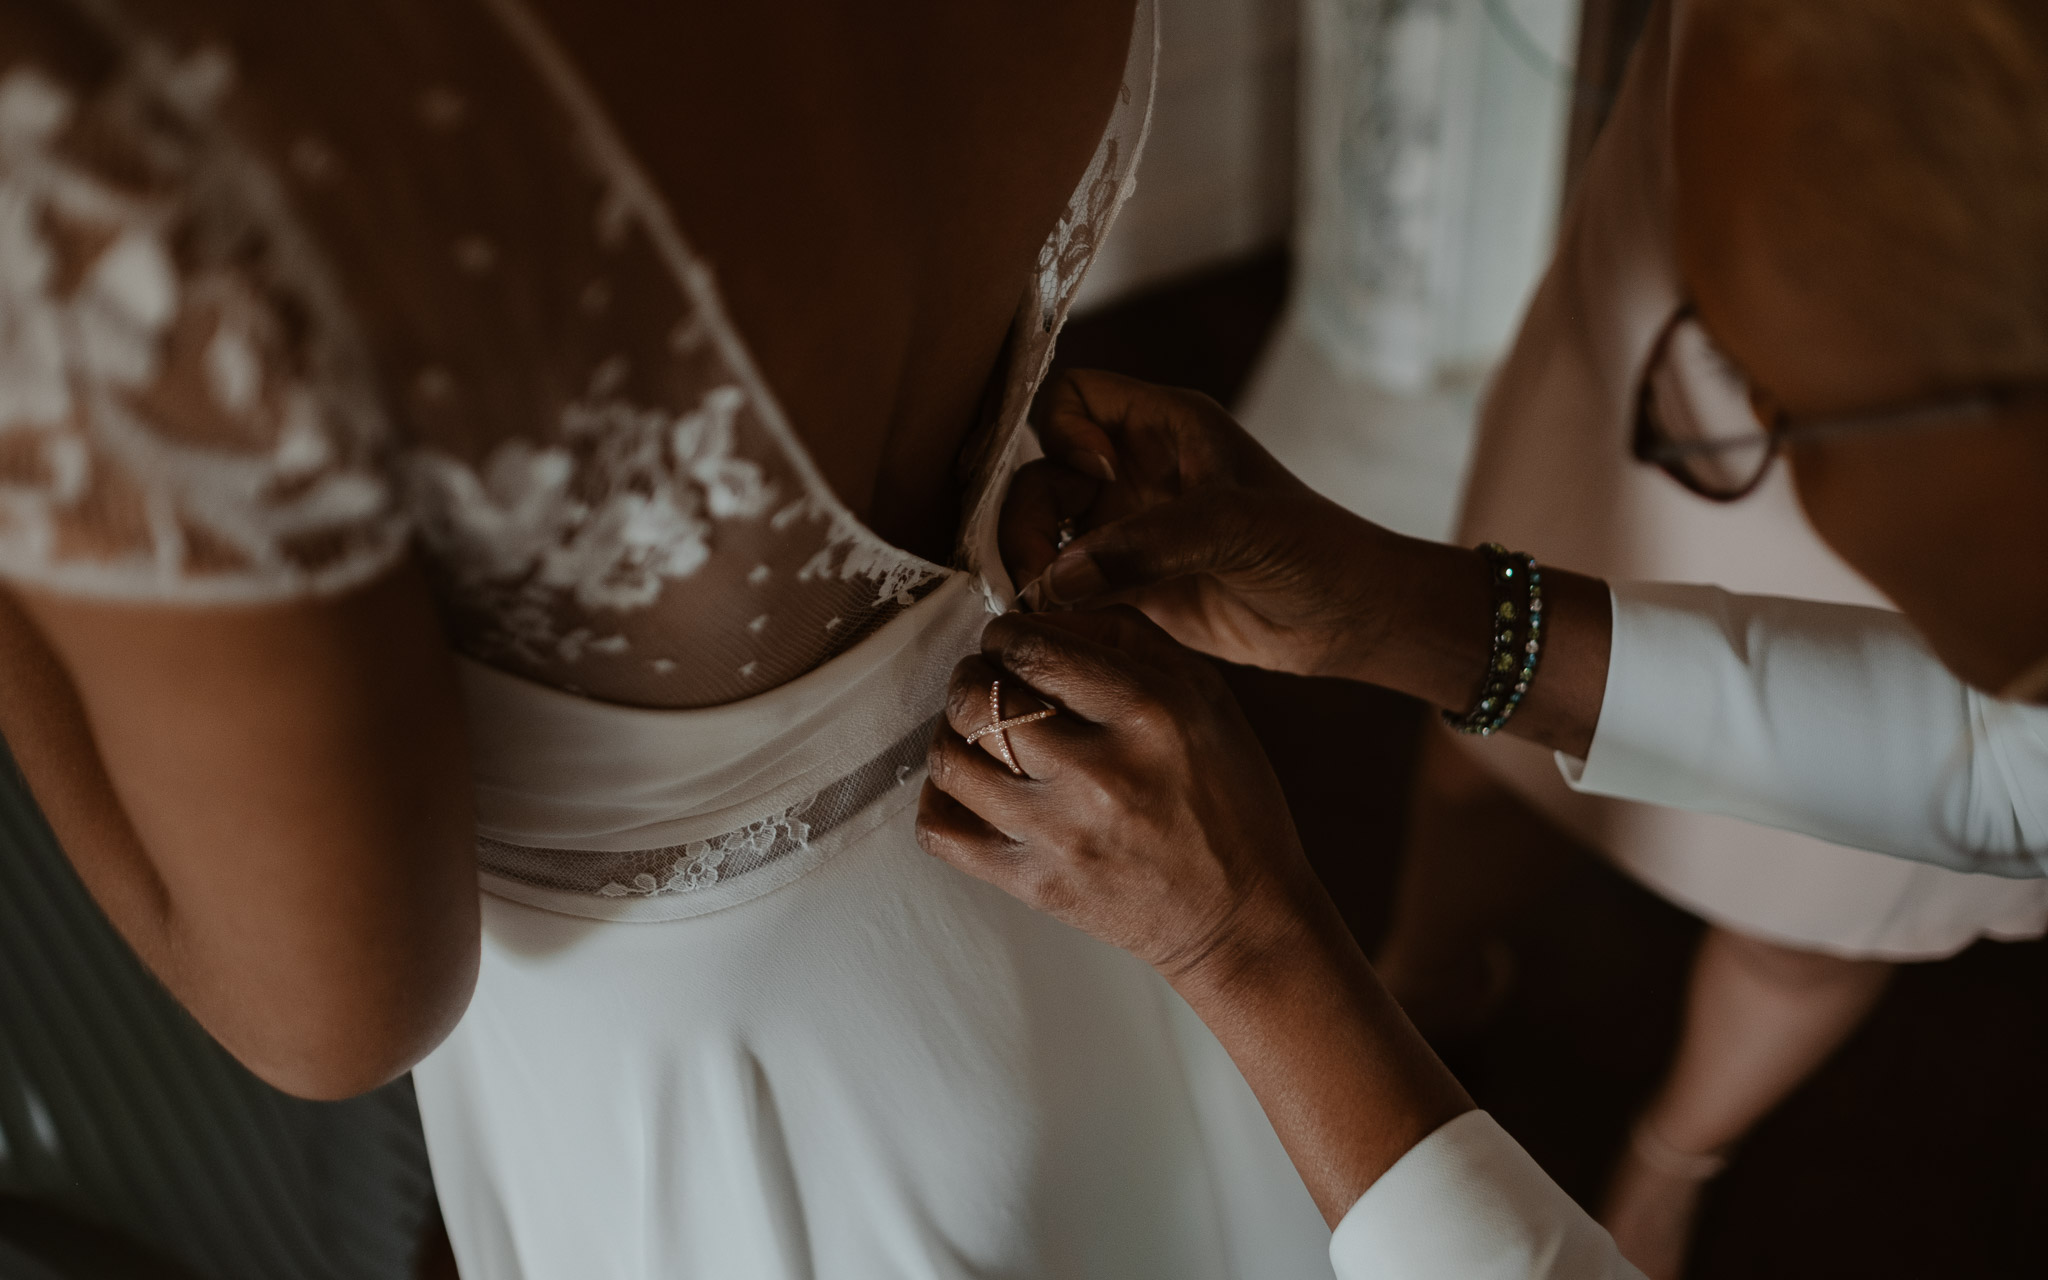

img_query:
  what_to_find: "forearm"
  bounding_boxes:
[1169,884,1474,1226]
[1328,530,1612,759]
[1170,881,1645,1279]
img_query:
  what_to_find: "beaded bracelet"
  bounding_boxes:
[1441,543,1545,737]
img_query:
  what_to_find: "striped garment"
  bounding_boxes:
[0,742,436,1280]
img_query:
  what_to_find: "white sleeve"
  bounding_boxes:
[1560,582,2048,877]
[1328,1111,1643,1280]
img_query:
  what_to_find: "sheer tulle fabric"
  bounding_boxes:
[0,0,1152,910]
[0,0,1141,711]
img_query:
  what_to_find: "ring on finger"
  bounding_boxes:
[964,678,1059,776]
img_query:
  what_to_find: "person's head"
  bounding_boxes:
[1671,0,2048,695]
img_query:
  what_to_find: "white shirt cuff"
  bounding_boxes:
[1555,581,1724,798]
[1328,1110,1642,1279]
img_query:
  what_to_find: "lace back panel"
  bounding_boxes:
[0,0,1154,711]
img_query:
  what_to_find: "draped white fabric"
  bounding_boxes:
[416,567,1333,1276]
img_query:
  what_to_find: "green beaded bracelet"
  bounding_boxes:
[1441,543,1545,737]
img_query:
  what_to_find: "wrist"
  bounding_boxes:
[1162,875,1353,1018]
[1300,515,1413,682]
[1342,534,1612,755]
[1325,534,1495,704]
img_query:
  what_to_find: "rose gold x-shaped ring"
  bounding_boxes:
[963,678,1059,776]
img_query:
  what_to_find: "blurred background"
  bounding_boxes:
[1077,0,1585,540]
[4,2,2043,1278]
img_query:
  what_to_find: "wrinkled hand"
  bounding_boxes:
[914,607,1333,990]
[1003,370,1396,680]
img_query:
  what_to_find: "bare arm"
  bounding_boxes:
[0,565,477,1100]
[1172,875,1472,1223]
[0,12,481,1097]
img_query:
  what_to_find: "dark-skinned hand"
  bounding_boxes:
[914,606,1332,988]
[1003,370,1613,758]
[1004,369,1396,680]
[914,606,1475,1227]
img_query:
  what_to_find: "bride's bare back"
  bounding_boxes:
[535,0,1135,554]
[0,0,1142,1093]
[0,0,1134,704]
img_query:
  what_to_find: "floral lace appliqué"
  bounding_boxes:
[1035,135,1129,333]
[0,58,403,600]
[593,804,813,898]
[408,375,783,662]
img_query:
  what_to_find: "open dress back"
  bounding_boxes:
[0,0,1338,1274]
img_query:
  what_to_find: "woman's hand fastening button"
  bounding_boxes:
[914,605,1474,1228]
[1001,370,1614,758]
[915,607,1332,990]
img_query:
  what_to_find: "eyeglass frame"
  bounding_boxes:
[1630,307,2040,502]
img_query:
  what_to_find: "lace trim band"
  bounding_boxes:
[476,715,939,913]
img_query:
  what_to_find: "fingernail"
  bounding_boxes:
[1074,452,1116,482]
[1046,550,1108,603]
[1019,578,1048,612]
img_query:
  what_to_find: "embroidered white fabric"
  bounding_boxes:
[0,41,404,602]
[0,0,1147,711]
[0,0,1152,900]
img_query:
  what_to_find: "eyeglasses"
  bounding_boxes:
[1631,308,2032,501]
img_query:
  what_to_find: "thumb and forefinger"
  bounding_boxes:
[1022,371,1260,608]
[981,605,1217,724]
[1039,369,1232,488]
[1000,458,1102,591]
[1023,490,1247,611]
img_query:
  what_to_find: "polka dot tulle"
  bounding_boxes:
[0,0,1148,708]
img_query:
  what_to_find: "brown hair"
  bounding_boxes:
[1695,0,2048,384]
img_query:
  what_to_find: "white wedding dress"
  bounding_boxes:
[0,1,1333,1275]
